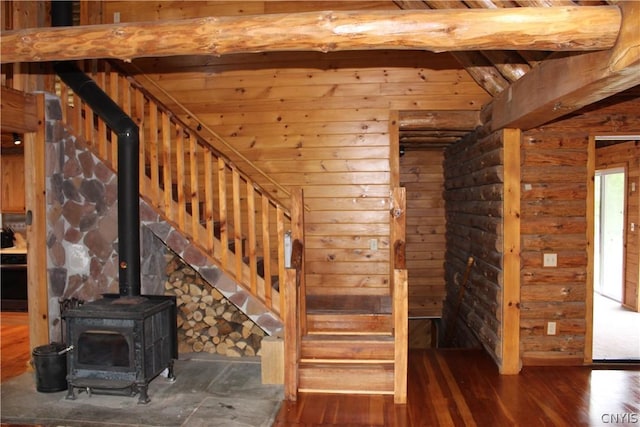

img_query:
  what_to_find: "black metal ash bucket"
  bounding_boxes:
[32,343,69,392]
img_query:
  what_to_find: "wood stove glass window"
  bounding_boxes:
[78,330,130,368]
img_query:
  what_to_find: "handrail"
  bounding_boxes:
[55,60,295,319]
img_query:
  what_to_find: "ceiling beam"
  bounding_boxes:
[488,1,640,131]
[0,86,38,133]
[399,110,481,131]
[1,7,621,64]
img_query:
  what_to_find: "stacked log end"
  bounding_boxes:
[164,255,265,357]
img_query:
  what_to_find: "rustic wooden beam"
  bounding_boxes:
[400,137,461,146]
[0,7,621,63]
[416,0,517,96]
[481,51,531,83]
[0,86,38,133]
[488,1,640,131]
[399,110,481,131]
[452,51,510,96]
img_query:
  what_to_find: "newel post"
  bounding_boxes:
[391,187,408,404]
[284,187,305,401]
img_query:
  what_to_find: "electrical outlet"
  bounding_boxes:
[546,321,557,335]
[369,239,378,251]
[543,253,557,267]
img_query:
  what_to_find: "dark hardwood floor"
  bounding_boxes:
[0,311,30,382]
[2,312,638,426]
[274,349,640,426]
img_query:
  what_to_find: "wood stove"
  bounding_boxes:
[63,295,177,403]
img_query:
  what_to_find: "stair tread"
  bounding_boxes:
[302,334,394,342]
[307,310,391,315]
[299,361,394,368]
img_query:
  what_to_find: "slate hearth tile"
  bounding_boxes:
[0,356,282,427]
[182,396,280,427]
[205,361,283,401]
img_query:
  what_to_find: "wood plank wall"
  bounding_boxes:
[400,150,446,318]
[443,132,503,363]
[519,131,590,365]
[102,1,489,314]
[596,140,640,312]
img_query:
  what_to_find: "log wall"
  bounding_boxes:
[443,131,503,362]
[442,88,639,367]
[400,149,446,318]
[101,1,489,312]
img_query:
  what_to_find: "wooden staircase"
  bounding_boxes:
[299,330,395,394]
[54,60,408,404]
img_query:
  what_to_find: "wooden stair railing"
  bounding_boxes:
[54,61,408,403]
[55,60,293,321]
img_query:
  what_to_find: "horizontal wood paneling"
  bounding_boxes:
[400,150,446,317]
[102,1,489,319]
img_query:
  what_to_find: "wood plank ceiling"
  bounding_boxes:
[394,0,622,149]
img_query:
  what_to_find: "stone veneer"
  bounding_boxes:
[44,93,282,343]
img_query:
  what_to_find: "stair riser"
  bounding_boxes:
[298,365,394,394]
[306,314,393,335]
[301,341,394,361]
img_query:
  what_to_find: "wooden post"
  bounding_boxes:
[394,268,408,404]
[25,94,49,349]
[290,187,306,335]
[391,187,408,403]
[584,136,596,364]
[283,268,299,401]
[501,128,521,374]
[391,187,407,274]
[389,110,400,189]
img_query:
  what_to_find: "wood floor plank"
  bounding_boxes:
[274,349,640,426]
[0,312,31,382]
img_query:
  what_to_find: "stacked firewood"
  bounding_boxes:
[164,255,265,357]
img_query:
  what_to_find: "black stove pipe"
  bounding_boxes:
[52,2,142,298]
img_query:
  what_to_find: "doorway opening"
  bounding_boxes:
[592,166,639,361]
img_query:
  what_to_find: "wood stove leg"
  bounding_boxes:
[137,382,150,404]
[65,384,77,400]
[167,360,176,382]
